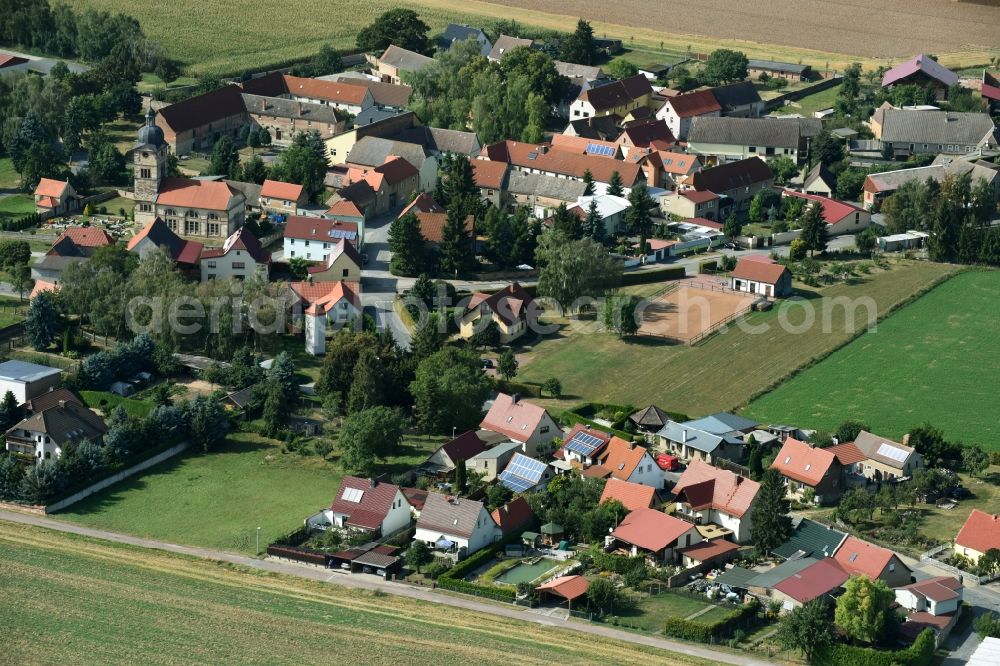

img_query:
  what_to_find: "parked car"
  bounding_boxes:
[481,359,494,369]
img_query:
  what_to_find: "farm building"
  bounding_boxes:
[881,55,958,101]
[747,59,812,82]
[729,257,792,298]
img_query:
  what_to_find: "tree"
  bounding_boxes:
[0,391,20,430]
[750,469,792,558]
[537,233,622,310]
[836,62,862,115]
[0,454,24,501]
[543,377,562,398]
[836,168,867,201]
[799,203,828,256]
[975,611,1000,639]
[929,199,959,263]
[777,599,833,664]
[582,169,595,195]
[583,198,605,243]
[438,205,475,276]
[261,380,288,436]
[586,577,619,615]
[497,348,518,381]
[605,59,639,80]
[834,576,896,644]
[810,131,844,167]
[770,156,799,185]
[186,396,230,453]
[410,348,491,433]
[962,444,990,478]
[550,203,582,240]
[268,131,328,202]
[337,406,404,476]
[625,183,655,242]
[702,49,748,85]
[469,319,501,350]
[454,458,467,494]
[12,264,33,302]
[559,19,597,66]
[836,420,868,443]
[606,171,625,198]
[855,227,877,255]
[25,291,61,350]
[411,312,445,359]
[406,540,433,573]
[602,294,640,338]
[908,423,961,467]
[240,155,268,184]
[838,488,876,523]
[747,446,763,480]
[388,213,427,276]
[207,135,240,178]
[346,350,383,414]
[485,483,514,510]
[0,240,31,268]
[722,213,742,241]
[356,8,431,55]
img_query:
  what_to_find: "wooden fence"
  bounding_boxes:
[687,302,755,346]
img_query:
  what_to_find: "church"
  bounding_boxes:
[132,107,246,238]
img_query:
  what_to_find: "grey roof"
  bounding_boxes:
[747,59,810,75]
[852,430,916,470]
[240,93,341,125]
[347,136,428,170]
[469,440,522,461]
[488,35,534,61]
[804,162,836,189]
[0,360,62,383]
[32,255,86,272]
[393,126,481,155]
[354,106,408,127]
[506,171,588,202]
[439,24,492,56]
[745,557,819,589]
[880,110,997,146]
[416,493,492,539]
[688,116,801,149]
[867,160,999,192]
[379,45,434,73]
[714,566,757,588]
[224,180,262,207]
[554,60,604,81]
[772,517,848,560]
[656,421,740,454]
[684,412,758,435]
[710,81,762,111]
[796,118,823,139]
[9,401,107,444]
[630,405,670,429]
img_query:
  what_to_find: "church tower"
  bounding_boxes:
[133,106,168,225]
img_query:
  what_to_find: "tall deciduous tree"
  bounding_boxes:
[356,8,431,55]
[497,348,518,380]
[799,203,828,256]
[268,131,328,202]
[750,469,792,557]
[702,49,748,85]
[777,599,833,663]
[537,232,622,310]
[338,406,404,476]
[409,347,491,433]
[559,19,597,66]
[208,135,240,179]
[834,576,896,644]
[602,294,640,338]
[25,291,61,350]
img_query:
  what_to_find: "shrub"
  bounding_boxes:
[663,599,760,642]
[620,266,686,286]
[812,628,934,666]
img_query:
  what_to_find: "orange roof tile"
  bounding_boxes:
[470,158,508,190]
[828,442,867,466]
[672,459,760,518]
[600,478,657,511]
[34,178,69,199]
[731,257,790,285]
[155,177,240,211]
[479,140,643,185]
[260,179,304,202]
[49,227,114,251]
[284,216,359,243]
[326,199,365,218]
[955,509,1000,554]
[834,535,906,580]
[490,497,534,535]
[611,508,697,552]
[290,280,361,310]
[593,437,650,481]
[480,393,553,444]
[536,575,588,600]
[771,437,837,487]
[677,538,740,563]
[283,75,369,105]
[416,211,473,245]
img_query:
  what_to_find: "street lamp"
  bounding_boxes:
[256,526,261,556]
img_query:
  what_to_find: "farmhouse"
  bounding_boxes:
[881,55,958,101]
[487,35,534,62]
[730,257,792,298]
[33,178,79,216]
[5,400,107,464]
[861,159,1000,209]
[324,476,412,536]
[324,111,419,165]
[283,216,360,261]
[656,90,721,140]
[874,110,998,157]
[780,190,870,235]
[460,282,538,344]
[663,189,720,220]
[953,509,1000,565]
[343,156,420,216]
[414,493,500,556]
[851,430,923,481]
[506,171,589,218]
[199,227,270,282]
[373,45,434,85]
[413,210,474,249]
[747,59,812,82]
[241,93,344,146]
[244,72,375,114]
[470,158,508,208]
[711,81,765,118]
[687,117,806,164]
[346,136,438,191]
[48,227,114,257]
[609,508,702,564]
[479,140,643,187]
[259,180,307,216]
[685,157,774,216]
[771,437,843,504]
[438,24,492,57]
[479,393,560,457]
[671,459,760,543]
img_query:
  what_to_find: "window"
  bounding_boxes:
[290,251,295,257]
[207,274,216,280]
[305,240,310,246]
[207,261,217,268]
[185,220,199,235]
[323,243,329,249]
[208,223,220,236]
[140,168,151,179]
[748,147,756,153]
[208,213,218,220]
[342,268,349,277]
[232,262,245,270]
[540,426,549,434]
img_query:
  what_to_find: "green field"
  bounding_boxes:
[57,430,439,553]
[772,83,843,116]
[0,522,714,665]
[80,390,154,419]
[745,270,1000,446]
[519,261,957,420]
[0,193,35,223]
[0,157,19,190]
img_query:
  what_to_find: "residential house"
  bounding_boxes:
[413,210,474,251]
[306,238,363,282]
[505,171,589,218]
[126,218,204,271]
[324,199,368,237]
[657,413,756,465]
[770,558,849,610]
[748,59,812,82]
[4,400,107,463]
[862,159,1000,209]
[662,189,720,220]
[772,517,847,561]
[874,109,998,157]
[259,179,307,216]
[438,24,492,57]
[374,45,434,85]
[684,157,775,216]
[615,119,675,150]
[609,508,702,564]
[470,158,508,209]
[460,282,539,344]
[730,256,793,298]
[780,189,870,235]
[678,539,742,570]
[346,135,438,191]
[711,81,765,118]
[420,430,488,478]
[325,476,413,536]
[564,193,630,238]
[499,452,554,493]
[549,134,622,158]
[487,35,534,62]
[671,460,760,543]
[33,178,78,216]
[645,151,702,190]
[479,140,644,187]
[324,111,418,165]
[199,227,270,282]
[687,117,806,164]
[802,162,837,196]
[833,535,912,587]
[398,192,443,217]
[414,493,501,555]
[881,55,958,101]
[560,423,612,467]
[393,125,482,156]
[479,393,561,457]
[0,361,61,405]
[656,90,721,140]
[323,73,413,109]
[563,115,622,141]
[851,430,923,481]
[583,436,662,488]
[283,216,360,261]
[491,497,535,536]
[241,93,344,146]
[895,577,963,616]
[600,477,659,512]
[569,75,653,119]
[771,437,843,504]
[953,509,1000,565]
[32,227,115,290]
[467,441,521,482]
[827,441,869,487]
[288,280,361,325]
[344,156,420,216]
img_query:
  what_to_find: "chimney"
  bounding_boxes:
[369,478,377,488]
[58,400,66,409]
[629,440,636,450]
[681,429,688,443]
[538,145,549,155]
[902,433,911,446]
[297,101,302,116]
[512,393,520,404]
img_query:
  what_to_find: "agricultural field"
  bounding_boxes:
[744,270,1000,446]
[0,521,715,665]
[518,260,958,420]
[56,430,440,553]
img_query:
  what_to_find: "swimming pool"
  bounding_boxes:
[495,558,560,585]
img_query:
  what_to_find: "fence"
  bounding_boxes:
[919,543,1000,585]
[685,280,741,295]
[687,302,755,346]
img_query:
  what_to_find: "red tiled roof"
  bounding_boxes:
[666,90,722,118]
[284,216,359,243]
[126,218,203,265]
[283,75,369,105]
[773,557,849,603]
[480,393,553,444]
[731,257,790,285]
[618,119,675,148]
[470,158,508,189]
[49,227,113,253]
[897,576,962,603]
[536,574,588,600]
[373,155,419,186]
[326,199,365,218]
[156,177,240,210]
[491,497,535,535]
[828,442,867,466]
[771,437,837,487]
[600,478,657,512]
[982,82,1000,102]
[550,134,620,157]
[465,282,534,326]
[672,459,760,518]
[401,487,428,511]
[0,54,28,68]
[781,189,864,225]
[329,476,405,531]
[479,140,643,185]
[680,190,718,204]
[399,192,443,218]
[416,211,474,245]
[30,280,58,299]
[955,509,1000,554]
[260,179,304,202]
[34,178,69,198]
[21,387,82,413]
[833,535,905,580]
[292,280,361,311]
[690,157,774,193]
[657,151,700,175]
[440,430,489,464]
[678,538,740,563]
[611,508,696,552]
[593,437,651,482]
[689,217,722,229]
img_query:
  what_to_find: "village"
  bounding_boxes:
[1,4,1000,665]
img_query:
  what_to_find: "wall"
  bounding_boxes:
[763,75,843,112]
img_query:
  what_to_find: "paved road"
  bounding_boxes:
[0,509,769,666]
[361,210,412,348]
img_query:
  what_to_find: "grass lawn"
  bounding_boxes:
[96,195,136,218]
[518,260,957,419]
[137,72,198,93]
[614,591,716,632]
[57,429,439,554]
[0,157,19,190]
[772,82,843,116]
[745,270,1000,446]
[0,193,36,223]
[0,522,715,666]
[80,390,154,419]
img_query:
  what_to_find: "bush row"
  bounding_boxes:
[495,379,541,399]
[560,411,634,440]
[1,213,42,232]
[698,260,718,274]
[813,629,934,666]
[663,599,760,642]
[436,576,517,602]
[621,266,686,286]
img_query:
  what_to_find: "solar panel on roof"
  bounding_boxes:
[585,143,614,157]
[505,454,546,482]
[328,229,357,240]
[565,432,604,456]
[876,442,908,463]
[499,471,535,493]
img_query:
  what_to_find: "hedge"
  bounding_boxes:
[621,266,686,286]
[698,260,718,274]
[561,411,634,440]
[813,629,935,666]
[435,535,521,603]
[1,213,41,231]
[663,599,760,642]
[495,379,541,398]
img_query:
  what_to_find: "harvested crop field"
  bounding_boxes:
[0,520,716,665]
[638,280,756,344]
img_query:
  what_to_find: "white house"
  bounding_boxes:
[670,459,761,543]
[199,227,271,282]
[585,436,663,488]
[0,360,62,404]
[567,193,631,237]
[656,89,721,140]
[4,401,107,464]
[894,577,963,617]
[283,215,360,261]
[318,476,413,536]
[561,423,612,467]
[479,393,561,457]
[415,493,501,556]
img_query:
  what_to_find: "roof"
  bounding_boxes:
[21,388,81,413]
[897,576,962,603]
[565,115,622,141]
[710,81,763,112]
[771,437,837,487]
[48,227,113,253]
[600,478,657,512]
[470,158,508,190]
[0,54,28,68]
[688,116,801,149]
[326,199,366,219]
[611,508,695,552]
[554,60,604,81]
[499,453,550,492]
[480,393,552,444]
[200,227,270,264]
[746,557,819,589]
[378,45,434,73]
[656,422,731,455]
[882,55,959,88]
[562,423,612,458]
[327,75,413,108]
[481,140,642,185]
[593,437,651,482]
[488,35,534,61]
[804,162,836,189]
[853,430,916,470]
[289,280,361,311]
[415,211,474,245]
[689,157,774,193]
[393,126,481,155]
[279,75,370,106]
[773,558,849,603]
[440,24,491,56]
[416,493,493,539]
[834,535,905,580]
[398,193,443,218]
[401,487,428,511]
[34,178,69,199]
[490,497,534,535]
[967,637,1000,666]
[465,282,534,326]
[469,441,522,462]
[126,218,204,265]
[828,442,867,466]
[579,75,653,112]
[221,385,256,409]
[550,134,620,158]
[773,517,848,560]
[158,85,246,133]
[630,405,670,429]
[679,190,719,204]
[672,459,760,518]
[506,171,589,202]
[955,509,1000,554]
[352,550,401,569]
[284,216,359,243]
[346,136,427,171]
[33,255,86,272]
[880,110,996,146]
[781,190,864,225]
[155,177,242,211]
[731,257,790,285]
[439,430,489,464]
[865,160,999,193]
[747,59,810,75]
[715,566,757,588]
[536,575,588,600]
[308,238,363,274]
[656,152,700,175]
[240,93,341,125]
[9,401,107,444]
[329,476,404,530]
[666,90,721,118]
[678,539,740,563]
[0,360,61,383]
[260,179,304,202]
[684,413,757,435]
